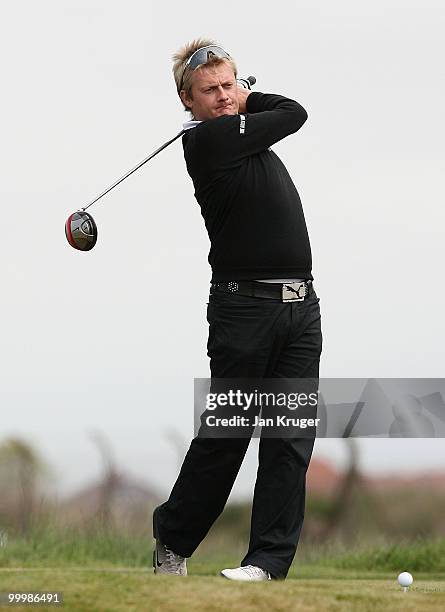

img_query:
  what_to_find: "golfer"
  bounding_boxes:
[153,38,322,581]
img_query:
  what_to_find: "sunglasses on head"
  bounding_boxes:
[179,45,232,92]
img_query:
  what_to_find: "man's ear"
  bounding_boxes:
[180,89,193,110]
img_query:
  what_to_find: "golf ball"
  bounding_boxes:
[398,572,413,587]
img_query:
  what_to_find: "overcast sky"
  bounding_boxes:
[1,0,444,499]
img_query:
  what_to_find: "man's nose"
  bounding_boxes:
[216,85,229,98]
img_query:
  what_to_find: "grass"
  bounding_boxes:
[1,527,445,610]
[0,567,444,612]
[0,525,153,569]
[2,526,445,572]
[323,538,445,573]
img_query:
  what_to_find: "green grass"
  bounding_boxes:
[1,528,445,610]
[0,525,153,568]
[2,526,445,573]
[0,568,444,612]
[323,538,445,573]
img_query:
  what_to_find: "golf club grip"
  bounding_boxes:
[82,130,186,211]
[237,76,256,90]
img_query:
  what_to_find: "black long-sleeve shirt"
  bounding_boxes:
[182,92,313,282]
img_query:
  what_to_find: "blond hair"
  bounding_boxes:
[172,38,238,116]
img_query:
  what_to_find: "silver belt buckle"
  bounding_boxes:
[282,282,307,302]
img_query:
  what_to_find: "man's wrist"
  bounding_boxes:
[237,89,252,114]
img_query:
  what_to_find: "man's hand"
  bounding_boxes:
[237,85,252,114]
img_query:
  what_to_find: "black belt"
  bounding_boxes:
[210,280,313,302]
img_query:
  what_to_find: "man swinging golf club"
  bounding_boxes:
[153,38,322,581]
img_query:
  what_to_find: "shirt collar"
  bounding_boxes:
[182,119,202,131]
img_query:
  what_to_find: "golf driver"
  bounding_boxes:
[65,75,256,251]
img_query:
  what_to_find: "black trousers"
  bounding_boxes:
[153,283,322,579]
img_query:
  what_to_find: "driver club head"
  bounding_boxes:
[65,210,98,251]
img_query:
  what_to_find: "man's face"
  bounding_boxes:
[180,62,239,121]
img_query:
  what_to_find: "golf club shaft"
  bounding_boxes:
[82,130,185,211]
[81,76,256,212]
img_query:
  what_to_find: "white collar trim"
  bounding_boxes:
[183,120,202,131]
